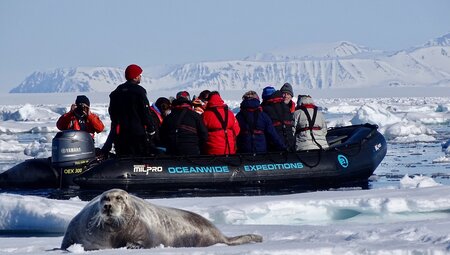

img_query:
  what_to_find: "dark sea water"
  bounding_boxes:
[372,124,450,188]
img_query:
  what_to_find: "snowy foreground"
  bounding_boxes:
[1,94,450,254]
[0,176,449,255]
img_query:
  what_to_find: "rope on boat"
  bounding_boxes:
[293,149,322,168]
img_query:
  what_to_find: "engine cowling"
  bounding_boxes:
[52,130,95,187]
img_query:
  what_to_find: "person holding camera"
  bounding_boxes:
[56,95,104,139]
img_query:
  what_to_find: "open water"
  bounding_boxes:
[372,123,450,188]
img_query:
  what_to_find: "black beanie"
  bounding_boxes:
[155,97,171,111]
[280,83,294,97]
[75,95,90,106]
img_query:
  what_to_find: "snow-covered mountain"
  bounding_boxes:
[10,67,136,93]
[423,32,450,47]
[243,41,379,61]
[10,34,450,93]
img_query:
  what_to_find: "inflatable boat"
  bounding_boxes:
[0,124,386,194]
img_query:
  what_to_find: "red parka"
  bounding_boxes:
[202,94,240,155]
[56,111,104,138]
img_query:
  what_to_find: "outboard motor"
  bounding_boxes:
[52,130,95,188]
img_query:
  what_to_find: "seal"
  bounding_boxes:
[61,189,262,250]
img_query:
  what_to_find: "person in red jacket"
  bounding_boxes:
[56,95,104,138]
[202,91,240,155]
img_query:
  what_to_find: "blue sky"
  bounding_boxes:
[0,0,449,92]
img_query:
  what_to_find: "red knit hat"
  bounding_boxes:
[125,64,143,80]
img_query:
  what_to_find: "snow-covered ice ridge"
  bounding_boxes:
[1,176,442,233]
[0,178,449,254]
[10,33,450,93]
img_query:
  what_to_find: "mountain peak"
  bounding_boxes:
[424,33,450,47]
[244,40,373,61]
[332,41,371,57]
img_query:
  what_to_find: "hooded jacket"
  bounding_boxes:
[236,98,286,153]
[202,94,240,155]
[261,91,295,151]
[56,111,104,138]
[159,98,208,155]
[293,96,329,150]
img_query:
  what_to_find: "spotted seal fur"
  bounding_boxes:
[61,189,262,250]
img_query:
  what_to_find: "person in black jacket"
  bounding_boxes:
[159,91,208,156]
[261,88,295,151]
[149,97,171,149]
[236,91,286,153]
[108,64,156,156]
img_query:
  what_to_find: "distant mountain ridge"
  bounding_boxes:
[10,33,450,93]
[424,32,450,47]
[243,41,378,61]
[10,67,154,93]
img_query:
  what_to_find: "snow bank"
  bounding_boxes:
[0,134,18,141]
[432,142,450,162]
[327,118,352,128]
[29,126,59,133]
[1,185,450,233]
[435,104,449,112]
[0,194,82,233]
[0,140,24,153]
[2,104,60,121]
[23,140,51,158]
[0,126,24,134]
[1,104,105,126]
[350,103,402,126]
[1,186,450,254]
[432,156,450,163]
[399,175,442,188]
[349,103,439,143]
[326,103,360,114]
[405,111,450,124]
[384,121,437,143]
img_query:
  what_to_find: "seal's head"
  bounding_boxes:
[97,189,133,228]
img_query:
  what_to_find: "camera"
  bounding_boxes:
[74,104,87,117]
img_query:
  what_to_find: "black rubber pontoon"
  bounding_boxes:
[0,124,387,194]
